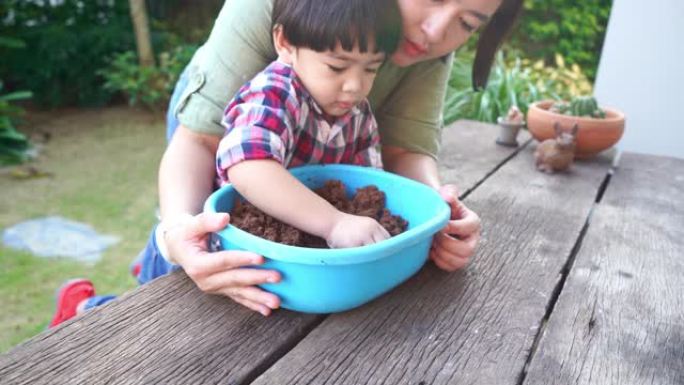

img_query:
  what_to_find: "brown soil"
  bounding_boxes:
[231,180,408,248]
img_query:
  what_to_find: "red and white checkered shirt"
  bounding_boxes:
[216,61,382,185]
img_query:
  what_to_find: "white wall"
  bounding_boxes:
[594,0,684,159]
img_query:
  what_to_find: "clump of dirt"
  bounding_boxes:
[231,180,408,248]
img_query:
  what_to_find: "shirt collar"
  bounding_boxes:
[271,60,362,120]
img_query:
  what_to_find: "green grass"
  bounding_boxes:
[0,106,165,352]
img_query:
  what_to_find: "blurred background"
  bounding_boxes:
[1,0,617,351]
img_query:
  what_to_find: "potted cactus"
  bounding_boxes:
[549,96,606,119]
[526,95,625,158]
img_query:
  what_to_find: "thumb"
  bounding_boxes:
[191,212,230,234]
[438,185,459,203]
[438,185,461,220]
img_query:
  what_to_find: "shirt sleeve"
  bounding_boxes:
[374,53,454,159]
[176,0,277,136]
[216,83,296,184]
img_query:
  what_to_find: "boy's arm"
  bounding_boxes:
[228,159,389,247]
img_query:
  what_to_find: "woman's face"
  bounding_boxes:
[391,0,502,67]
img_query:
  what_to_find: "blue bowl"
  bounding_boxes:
[203,165,450,313]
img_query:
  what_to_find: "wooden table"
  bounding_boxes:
[1,120,682,385]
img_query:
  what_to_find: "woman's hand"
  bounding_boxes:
[430,185,481,271]
[163,212,282,316]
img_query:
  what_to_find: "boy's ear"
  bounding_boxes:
[273,25,294,64]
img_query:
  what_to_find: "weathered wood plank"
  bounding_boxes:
[251,140,613,384]
[439,119,531,197]
[0,120,523,385]
[0,272,323,385]
[524,153,684,385]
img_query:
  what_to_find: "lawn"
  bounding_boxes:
[0,106,165,352]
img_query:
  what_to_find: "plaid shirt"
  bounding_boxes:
[216,61,382,185]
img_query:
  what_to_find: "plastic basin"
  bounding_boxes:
[203,164,450,313]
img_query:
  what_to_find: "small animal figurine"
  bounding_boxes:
[534,122,579,173]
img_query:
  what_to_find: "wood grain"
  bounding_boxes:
[0,272,323,385]
[439,119,532,198]
[250,140,613,384]
[0,120,527,384]
[524,153,684,385]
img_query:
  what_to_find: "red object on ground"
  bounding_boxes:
[48,279,95,328]
[131,262,142,278]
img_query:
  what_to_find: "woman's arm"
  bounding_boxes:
[381,145,441,189]
[158,125,282,316]
[176,0,275,137]
[382,145,481,271]
[159,125,219,220]
[228,160,389,247]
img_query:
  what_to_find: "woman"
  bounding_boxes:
[156,0,521,316]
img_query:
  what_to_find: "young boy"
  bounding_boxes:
[47,0,401,327]
[217,0,402,248]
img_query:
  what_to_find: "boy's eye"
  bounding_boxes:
[365,67,379,74]
[327,65,346,73]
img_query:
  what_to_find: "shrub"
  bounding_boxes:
[0,36,32,166]
[0,0,134,107]
[444,51,543,125]
[444,50,595,125]
[524,54,594,102]
[510,0,612,80]
[99,44,197,109]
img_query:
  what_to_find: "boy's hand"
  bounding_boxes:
[430,184,481,271]
[164,212,282,316]
[326,212,390,248]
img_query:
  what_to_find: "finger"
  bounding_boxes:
[198,267,281,292]
[228,286,281,310]
[434,231,478,260]
[189,212,231,236]
[430,248,453,271]
[432,250,467,272]
[431,241,469,271]
[438,184,460,201]
[373,226,391,243]
[231,296,273,316]
[444,210,481,238]
[186,250,264,278]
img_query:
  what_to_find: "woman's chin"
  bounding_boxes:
[390,52,416,67]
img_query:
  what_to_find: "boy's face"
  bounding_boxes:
[281,40,385,117]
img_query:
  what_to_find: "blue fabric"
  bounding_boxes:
[165,66,190,142]
[83,226,180,310]
[136,226,181,285]
[83,295,116,309]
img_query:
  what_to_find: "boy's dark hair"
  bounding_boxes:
[272,0,401,55]
[472,0,524,90]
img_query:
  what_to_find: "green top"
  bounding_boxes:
[176,0,452,158]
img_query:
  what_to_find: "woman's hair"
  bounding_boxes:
[272,0,402,55]
[472,0,524,90]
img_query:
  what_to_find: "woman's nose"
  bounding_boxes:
[422,10,453,44]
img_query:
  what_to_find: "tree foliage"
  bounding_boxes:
[510,0,613,80]
[0,0,134,107]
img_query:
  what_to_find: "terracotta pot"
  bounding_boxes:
[526,100,625,158]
